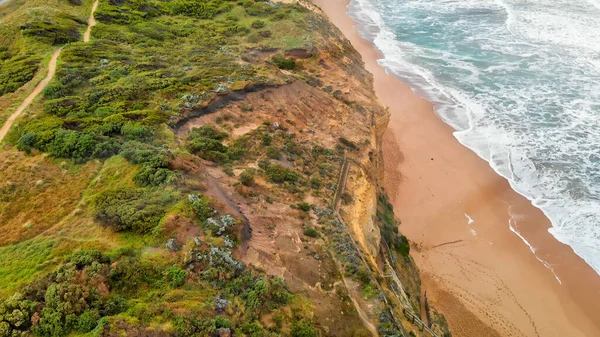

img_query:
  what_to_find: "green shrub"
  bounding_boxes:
[355,268,371,285]
[0,293,37,337]
[134,164,175,186]
[93,188,170,232]
[251,20,266,29]
[121,122,154,141]
[309,176,321,189]
[16,133,37,153]
[187,126,235,164]
[240,169,256,187]
[167,265,187,287]
[260,161,299,184]
[262,134,272,146]
[395,238,410,257]
[21,21,81,45]
[303,227,318,238]
[0,56,39,96]
[47,130,97,163]
[189,126,228,141]
[188,194,213,221]
[65,250,109,268]
[338,137,359,151]
[295,202,311,212]
[214,316,232,329]
[245,2,276,16]
[272,55,296,70]
[76,310,100,333]
[170,0,231,19]
[266,146,280,159]
[43,96,84,117]
[291,320,317,337]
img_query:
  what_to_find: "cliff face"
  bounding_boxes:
[0,0,447,336]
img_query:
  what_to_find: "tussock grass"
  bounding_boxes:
[0,148,100,246]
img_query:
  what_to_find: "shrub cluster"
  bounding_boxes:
[272,55,296,70]
[258,160,299,184]
[21,20,82,45]
[0,56,39,96]
[93,187,173,232]
[377,193,410,256]
[0,251,127,337]
[170,0,233,19]
[187,126,246,164]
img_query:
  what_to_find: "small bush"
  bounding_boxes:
[310,176,321,189]
[355,268,371,285]
[303,227,318,238]
[167,265,187,287]
[93,188,170,232]
[187,126,236,164]
[260,162,299,184]
[76,310,100,333]
[251,20,266,29]
[214,316,232,329]
[340,192,353,205]
[43,96,83,117]
[266,146,280,160]
[295,202,311,212]
[338,137,359,151]
[240,169,256,187]
[272,55,296,70]
[188,194,214,221]
[291,320,317,337]
[47,129,97,163]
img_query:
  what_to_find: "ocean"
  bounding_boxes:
[348,0,600,275]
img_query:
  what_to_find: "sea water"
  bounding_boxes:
[347,0,600,275]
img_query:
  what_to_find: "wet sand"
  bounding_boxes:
[311,0,600,336]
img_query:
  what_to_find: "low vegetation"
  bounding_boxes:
[378,193,410,257]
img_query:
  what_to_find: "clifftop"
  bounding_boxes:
[0,0,449,336]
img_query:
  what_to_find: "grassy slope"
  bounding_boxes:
[0,1,335,336]
[0,0,94,124]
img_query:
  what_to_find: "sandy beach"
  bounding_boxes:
[311,0,600,336]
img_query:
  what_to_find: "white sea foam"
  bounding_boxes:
[508,207,562,284]
[348,0,600,275]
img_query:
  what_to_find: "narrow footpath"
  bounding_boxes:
[0,0,99,143]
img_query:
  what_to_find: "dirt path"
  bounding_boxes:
[0,0,99,143]
[0,48,61,142]
[84,0,99,43]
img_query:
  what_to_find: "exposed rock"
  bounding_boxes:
[166,238,180,251]
[215,84,229,95]
[214,296,230,313]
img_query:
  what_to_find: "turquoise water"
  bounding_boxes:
[348,0,600,275]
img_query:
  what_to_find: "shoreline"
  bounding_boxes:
[311,0,600,336]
